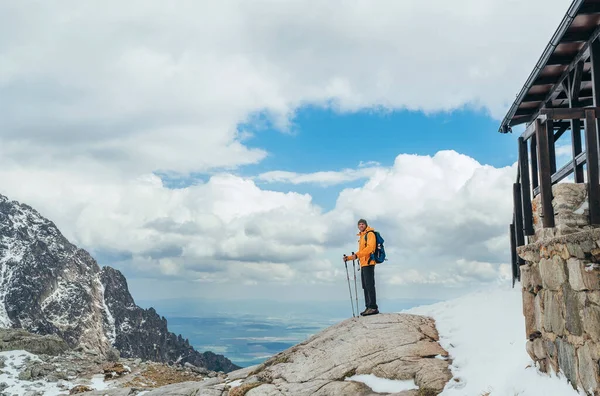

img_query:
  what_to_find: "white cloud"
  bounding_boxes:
[555,144,572,158]
[0,150,515,301]
[257,167,382,186]
[0,0,568,177]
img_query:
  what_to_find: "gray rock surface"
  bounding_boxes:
[0,328,68,355]
[233,313,450,395]
[77,313,451,395]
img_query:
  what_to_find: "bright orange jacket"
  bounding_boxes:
[353,226,377,267]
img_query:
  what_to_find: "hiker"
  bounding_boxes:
[344,219,379,316]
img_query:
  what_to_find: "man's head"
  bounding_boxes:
[357,218,368,232]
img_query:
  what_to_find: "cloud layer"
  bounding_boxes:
[0,0,551,300]
[1,0,569,176]
[0,150,516,301]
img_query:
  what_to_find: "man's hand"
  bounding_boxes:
[343,254,355,262]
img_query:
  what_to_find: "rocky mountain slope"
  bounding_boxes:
[0,328,227,395]
[0,193,238,372]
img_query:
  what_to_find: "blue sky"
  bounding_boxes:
[158,106,517,211]
[238,106,518,210]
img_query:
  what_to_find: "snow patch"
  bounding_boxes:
[0,350,73,396]
[345,374,418,393]
[575,201,589,215]
[405,284,584,395]
[0,238,22,327]
[41,282,85,328]
[98,276,116,345]
[90,373,108,390]
[227,379,244,387]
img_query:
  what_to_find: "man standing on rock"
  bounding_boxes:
[344,219,379,316]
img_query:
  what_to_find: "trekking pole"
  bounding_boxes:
[343,255,356,318]
[352,252,359,316]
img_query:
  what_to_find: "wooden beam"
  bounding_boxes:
[540,107,600,120]
[533,151,587,195]
[554,122,570,141]
[553,151,587,186]
[515,108,535,117]
[585,109,600,225]
[536,119,555,228]
[547,55,576,66]
[531,135,539,192]
[522,122,537,140]
[579,3,600,15]
[529,25,600,124]
[524,93,550,102]
[533,151,588,195]
[572,61,584,101]
[522,120,573,141]
[518,103,599,122]
[533,73,591,86]
[562,30,594,43]
[519,137,534,236]
[523,88,593,103]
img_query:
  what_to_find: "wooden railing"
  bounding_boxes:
[510,107,600,286]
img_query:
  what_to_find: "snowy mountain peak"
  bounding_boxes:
[0,193,238,372]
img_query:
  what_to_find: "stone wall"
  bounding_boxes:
[518,183,600,393]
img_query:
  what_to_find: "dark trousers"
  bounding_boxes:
[361,265,378,310]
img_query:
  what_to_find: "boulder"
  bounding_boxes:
[0,329,68,356]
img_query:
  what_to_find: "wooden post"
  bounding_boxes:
[585,109,600,225]
[536,119,555,228]
[547,119,557,174]
[510,223,518,287]
[572,117,584,182]
[591,38,600,107]
[513,183,526,249]
[518,137,534,235]
[531,135,539,192]
[566,63,584,183]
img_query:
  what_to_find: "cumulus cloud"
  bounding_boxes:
[257,167,382,186]
[0,150,515,301]
[0,0,568,176]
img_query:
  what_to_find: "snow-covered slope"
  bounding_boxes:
[0,193,238,372]
[406,284,583,395]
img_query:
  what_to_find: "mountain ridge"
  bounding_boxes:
[0,193,239,372]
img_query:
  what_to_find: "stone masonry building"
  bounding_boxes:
[500,0,600,394]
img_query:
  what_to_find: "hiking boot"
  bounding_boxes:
[362,308,379,316]
[360,308,369,316]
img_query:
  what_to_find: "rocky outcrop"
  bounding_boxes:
[0,193,238,372]
[0,327,232,395]
[87,313,453,395]
[100,267,238,372]
[0,328,69,356]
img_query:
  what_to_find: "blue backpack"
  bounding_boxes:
[365,230,386,263]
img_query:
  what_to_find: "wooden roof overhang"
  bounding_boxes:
[499,0,600,133]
